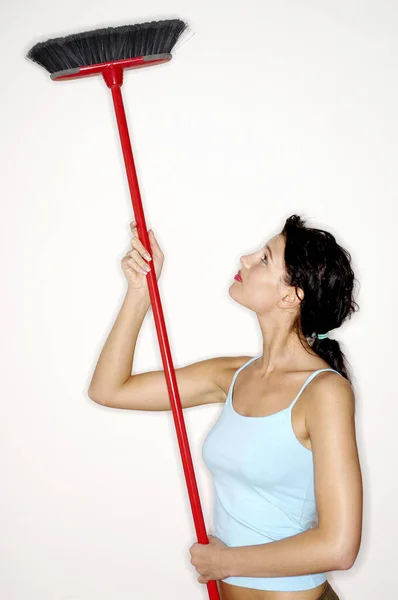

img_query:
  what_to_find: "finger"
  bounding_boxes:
[121,254,144,276]
[127,249,151,273]
[122,256,149,276]
[130,237,152,261]
[149,229,162,251]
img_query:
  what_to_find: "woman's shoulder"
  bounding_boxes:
[215,355,256,399]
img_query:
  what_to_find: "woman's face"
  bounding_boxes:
[229,233,295,315]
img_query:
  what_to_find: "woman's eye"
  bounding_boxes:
[261,254,268,264]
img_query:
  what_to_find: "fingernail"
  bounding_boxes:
[144,253,152,261]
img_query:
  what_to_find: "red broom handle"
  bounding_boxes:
[102,65,220,599]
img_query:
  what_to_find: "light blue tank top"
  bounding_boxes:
[202,355,342,592]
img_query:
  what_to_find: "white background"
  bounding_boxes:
[2,0,396,598]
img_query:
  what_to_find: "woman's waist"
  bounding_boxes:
[218,578,330,600]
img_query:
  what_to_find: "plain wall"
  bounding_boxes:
[1,0,396,598]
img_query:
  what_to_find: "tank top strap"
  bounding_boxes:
[288,368,342,410]
[227,355,261,397]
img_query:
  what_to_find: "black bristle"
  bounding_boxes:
[26,19,189,74]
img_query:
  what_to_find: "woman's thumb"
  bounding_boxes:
[149,229,160,249]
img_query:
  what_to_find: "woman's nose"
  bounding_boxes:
[240,255,249,269]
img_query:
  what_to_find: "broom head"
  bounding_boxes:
[25,19,189,81]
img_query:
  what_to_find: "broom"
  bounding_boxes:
[26,19,221,600]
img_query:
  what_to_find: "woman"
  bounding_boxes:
[88,214,363,600]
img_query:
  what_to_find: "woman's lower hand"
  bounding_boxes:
[189,534,230,584]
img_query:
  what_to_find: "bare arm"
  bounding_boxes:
[87,285,234,411]
[88,287,151,400]
[94,355,230,411]
[87,221,237,411]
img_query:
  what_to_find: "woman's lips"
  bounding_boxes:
[234,272,242,282]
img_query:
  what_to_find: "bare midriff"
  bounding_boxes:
[218,579,329,600]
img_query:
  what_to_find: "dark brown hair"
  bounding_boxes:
[281,215,359,384]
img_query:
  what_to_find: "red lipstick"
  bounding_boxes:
[234,271,242,282]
